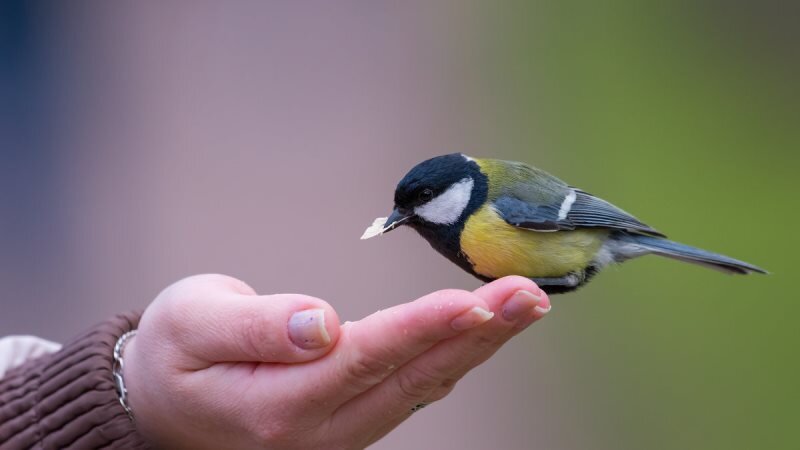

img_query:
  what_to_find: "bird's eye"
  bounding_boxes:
[418,188,434,202]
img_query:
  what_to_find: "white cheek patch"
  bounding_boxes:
[414,178,474,225]
[360,217,390,240]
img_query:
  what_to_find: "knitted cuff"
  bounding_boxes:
[0,312,149,449]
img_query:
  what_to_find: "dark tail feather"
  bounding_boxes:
[621,235,768,275]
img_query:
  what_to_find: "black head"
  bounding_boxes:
[382,153,488,232]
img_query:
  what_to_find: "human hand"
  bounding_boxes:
[124,274,551,449]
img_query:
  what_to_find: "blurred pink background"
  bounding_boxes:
[1,2,573,449]
[3,2,795,449]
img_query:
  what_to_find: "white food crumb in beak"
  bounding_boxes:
[360,217,389,240]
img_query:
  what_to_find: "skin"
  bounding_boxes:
[124,274,551,449]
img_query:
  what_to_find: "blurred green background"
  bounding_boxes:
[472,2,798,449]
[1,1,796,449]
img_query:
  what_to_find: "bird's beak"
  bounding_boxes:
[383,208,413,232]
[360,208,414,240]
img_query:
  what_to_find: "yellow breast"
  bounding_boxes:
[460,204,608,279]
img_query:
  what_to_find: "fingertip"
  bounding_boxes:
[450,306,494,331]
[278,294,341,354]
[516,290,551,329]
[473,276,543,304]
[322,303,341,346]
[289,309,332,349]
[412,289,493,333]
[500,276,544,295]
[427,288,491,312]
[535,291,551,313]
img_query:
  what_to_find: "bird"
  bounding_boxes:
[361,153,766,294]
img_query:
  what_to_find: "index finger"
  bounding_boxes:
[297,288,494,410]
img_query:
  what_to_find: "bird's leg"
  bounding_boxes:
[531,267,599,294]
[530,272,583,288]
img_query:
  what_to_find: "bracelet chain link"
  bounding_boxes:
[112,330,138,422]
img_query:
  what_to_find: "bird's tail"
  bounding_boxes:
[616,234,767,275]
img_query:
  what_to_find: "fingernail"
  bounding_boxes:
[502,290,541,321]
[451,307,494,331]
[533,298,553,316]
[289,309,331,349]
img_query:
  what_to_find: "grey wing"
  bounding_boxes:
[493,195,571,231]
[489,161,574,231]
[494,188,665,237]
[567,189,664,236]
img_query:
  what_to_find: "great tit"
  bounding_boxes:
[361,153,766,294]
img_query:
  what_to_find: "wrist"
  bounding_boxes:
[122,320,186,449]
[0,311,148,449]
[113,329,138,422]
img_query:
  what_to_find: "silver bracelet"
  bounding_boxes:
[113,330,138,422]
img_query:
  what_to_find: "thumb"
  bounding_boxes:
[148,274,340,368]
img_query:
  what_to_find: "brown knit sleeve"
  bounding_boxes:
[0,312,150,449]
